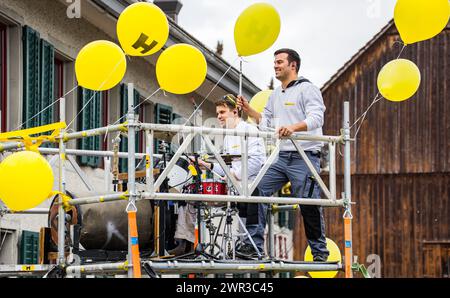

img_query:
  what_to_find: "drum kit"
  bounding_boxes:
[153,141,262,261]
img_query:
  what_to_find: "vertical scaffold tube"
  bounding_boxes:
[126,83,141,278]
[343,101,353,278]
[57,97,66,266]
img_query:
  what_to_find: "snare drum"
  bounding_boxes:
[201,179,228,195]
[183,178,228,207]
[183,179,228,195]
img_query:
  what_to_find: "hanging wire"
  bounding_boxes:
[350,44,407,139]
[103,88,162,143]
[67,58,126,129]
[16,85,79,130]
[66,89,98,129]
[112,88,161,127]
[352,94,383,139]
[182,57,240,127]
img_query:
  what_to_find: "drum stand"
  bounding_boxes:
[221,201,236,260]
[172,154,218,261]
[219,187,263,261]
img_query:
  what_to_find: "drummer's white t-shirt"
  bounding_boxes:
[213,120,266,181]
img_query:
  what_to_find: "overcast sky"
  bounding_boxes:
[177,0,397,90]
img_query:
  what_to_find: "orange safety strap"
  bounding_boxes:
[128,211,142,278]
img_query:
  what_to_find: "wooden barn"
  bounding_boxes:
[293,20,450,278]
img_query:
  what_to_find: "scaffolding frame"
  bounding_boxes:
[0,84,353,278]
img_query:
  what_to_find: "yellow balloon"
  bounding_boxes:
[304,238,341,278]
[0,151,54,211]
[156,44,207,95]
[75,40,127,91]
[377,59,421,102]
[234,3,281,57]
[250,90,273,113]
[117,2,169,56]
[394,0,450,45]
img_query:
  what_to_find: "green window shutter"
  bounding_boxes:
[22,26,55,129]
[22,26,41,128]
[119,84,141,173]
[154,103,172,154]
[19,231,39,264]
[40,39,55,126]
[78,88,102,167]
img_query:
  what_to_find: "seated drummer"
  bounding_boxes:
[201,94,267,257]
[170,94,267,257]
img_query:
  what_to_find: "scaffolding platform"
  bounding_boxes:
[0,85,355,278]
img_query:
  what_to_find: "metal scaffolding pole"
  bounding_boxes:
[0,265,52,277]
[143,193,344,207]
[65,262,130,276]
[140,123,342,143]
[329,142,337,201]
[57,97,66,266]
[343,101,354,278]
[145,130,154,195]
[38,147,160,160]
[67,193,128,206]
[126,83,141,278]
[0,125,127,153]
[64,192,344,208]
[2,208,50,214]
[63,124,126,142]
[144,260,342,274]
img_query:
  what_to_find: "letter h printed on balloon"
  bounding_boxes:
[132,33,158,55]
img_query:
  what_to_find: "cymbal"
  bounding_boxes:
[205,154,242,164]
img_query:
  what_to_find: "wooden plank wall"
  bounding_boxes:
[293,23,449,278]
[293,174,450,277]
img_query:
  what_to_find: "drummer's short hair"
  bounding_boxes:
[215,94,242,117]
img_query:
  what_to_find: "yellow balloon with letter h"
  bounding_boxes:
[117,2,169,57]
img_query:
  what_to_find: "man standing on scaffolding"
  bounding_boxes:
[237,48,330,262]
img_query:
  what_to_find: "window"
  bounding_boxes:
[53,57,64,121]
[0,23,7,132]
[77,88,102,167]
[22,26,55,128]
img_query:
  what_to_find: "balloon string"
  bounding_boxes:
[67,58,125,129]
[350,43,407,139]
[66,90,98,129]
[16,85,79,131]
[183,57,239,127]
[352,95,383,139]
[103,88,162,142]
